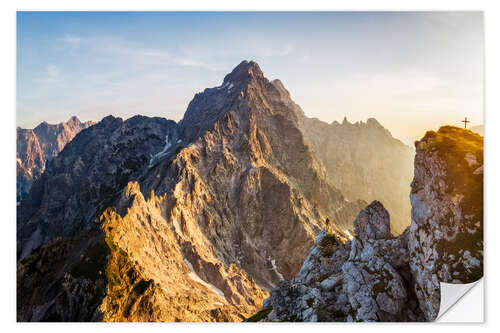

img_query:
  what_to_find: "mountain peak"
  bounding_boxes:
[366,117,381,127]
[16,116,96,202]
[180,60,269,142]
[223,60,264,84]
[67,115,81,124]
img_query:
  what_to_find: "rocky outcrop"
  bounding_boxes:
[408,126,483,320]
[253,126,483,322]
[254,201,423,322]
[16,116,94,202]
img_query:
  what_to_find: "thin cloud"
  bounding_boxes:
[31,64,62,84]
[61,34,82,45]
[136,48,220,71]
[77,36,221,71]
[46,64,60,78]
[17,12,483,138]
[281,42,294,56]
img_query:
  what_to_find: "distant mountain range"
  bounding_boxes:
[299,115,413,234]
[16,116,94,202]
[469,124,484,136]
[16,61,481,322]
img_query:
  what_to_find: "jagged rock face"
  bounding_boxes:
[17,115,178,261]
[155,61,366,287]
[98,184,268,322]
[299,115,414,234]
[408,126,483,321]
[17,230,108,321]
[16,116,94,202]
[255,201,423,322]
[17,160,33,204]
[17,61,366,322]
[353,201,392,240]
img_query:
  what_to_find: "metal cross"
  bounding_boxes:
[462,117,470,129]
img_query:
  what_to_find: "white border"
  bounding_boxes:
[2,1,498,331]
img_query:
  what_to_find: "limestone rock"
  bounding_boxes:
[257,202,423,322]
[16,116,94,202]
[353,200,392,241]
[408,126,483,320]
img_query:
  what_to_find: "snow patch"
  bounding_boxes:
[216,81,235,93]
[149,135,172,167]
[269,257,285,281]
[217,82,230,90]
[183,259,227,302]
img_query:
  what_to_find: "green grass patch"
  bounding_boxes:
[320,233,339,256]
[319,274,329,282]
[244,307,273,322]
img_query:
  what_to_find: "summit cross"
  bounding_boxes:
[462,117,470,129]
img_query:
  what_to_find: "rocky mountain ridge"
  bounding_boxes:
[268,78,414,233]
[299,116,414,234]
[17,115,178,260]
[17,116,94,202]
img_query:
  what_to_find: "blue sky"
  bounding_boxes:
[16,11,483,141]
